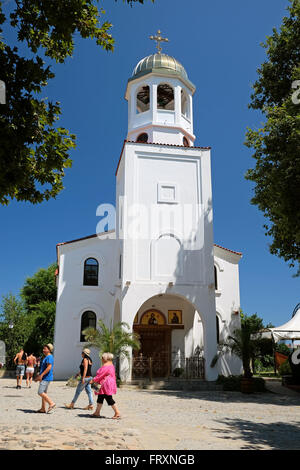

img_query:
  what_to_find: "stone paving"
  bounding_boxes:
[1,378,300,450]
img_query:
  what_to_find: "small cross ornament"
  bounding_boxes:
[149,30,169,54]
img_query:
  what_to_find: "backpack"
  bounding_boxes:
[21,352,27,361]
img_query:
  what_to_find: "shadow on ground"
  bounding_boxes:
[137,389,300,407]
[17,409,41,414]
[212,418,300,450]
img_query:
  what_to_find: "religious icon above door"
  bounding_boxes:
[140,309,166,326]
[168,310,182,324]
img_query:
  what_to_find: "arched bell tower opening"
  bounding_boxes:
[136,85,150,113]
[157,83,174,110]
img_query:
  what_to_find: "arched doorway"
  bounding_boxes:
[133,309,172,378]
[132,306,185,378]
[129,293,212,380]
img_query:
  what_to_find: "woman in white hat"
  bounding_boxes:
[65,349,94,410]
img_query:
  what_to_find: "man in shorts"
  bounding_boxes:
[14,348,27,389]
[35,344,56,413]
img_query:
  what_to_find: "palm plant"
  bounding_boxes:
[226,326,259,378]
[82,319,140,361]
[211,318,261,379]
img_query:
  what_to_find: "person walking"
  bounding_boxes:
[35,344,56,414]
[90,352,121,419]
[65,349,94,410]
[25,353,36,388]
[14,348,27,389]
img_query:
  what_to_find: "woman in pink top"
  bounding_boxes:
[90,352,121,419]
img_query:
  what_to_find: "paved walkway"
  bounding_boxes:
[1,378,300,450]
[264,378,300,397]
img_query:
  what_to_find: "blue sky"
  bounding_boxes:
[0,0,298,327]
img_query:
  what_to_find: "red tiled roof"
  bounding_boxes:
[126,140,211,150]
[56,231,114,248]
[214,244,242,256]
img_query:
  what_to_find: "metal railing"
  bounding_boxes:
[132,353,205,381]
[185,356,205,379]
[132,352,170,380]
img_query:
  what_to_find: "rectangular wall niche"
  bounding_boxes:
[157,182,178,204]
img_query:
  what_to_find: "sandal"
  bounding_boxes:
[65,403,75,409]
[47,403,56,413]
[90,414,101,418]
[84,404,93,410]
[112,415,121,420]
[36,409,46,413]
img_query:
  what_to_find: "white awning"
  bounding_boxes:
[267,306,300,343]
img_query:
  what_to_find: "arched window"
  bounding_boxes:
[183,136,189,147]
[83,258,99,286]
[157,83,174,110]
[214,266,218,290]
[216,316,220,344]
[136,133,148,143]
[80,311,96,342]
[136,85,150,113]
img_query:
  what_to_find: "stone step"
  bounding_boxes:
[119,379,223,391]
[0,370,15,378]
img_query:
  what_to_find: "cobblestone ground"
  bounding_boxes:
[1,378,300,450]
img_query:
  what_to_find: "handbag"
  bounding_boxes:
[91,381,101,392]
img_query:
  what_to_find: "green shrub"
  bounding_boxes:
[278,360,292,376]
[217,375,242,391]
[276,343,291,356]
[253,377,266,392]
[173,367,184,378]
[217,374,266,392]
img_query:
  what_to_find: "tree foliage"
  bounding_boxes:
[0,263,57,365]
[21,262,57,308]
[21,263,57,353]
[0,0,152,204]
[0,293,34,368]
[240,311,264,333]
[245,0,300,274]
[24,300,56,355]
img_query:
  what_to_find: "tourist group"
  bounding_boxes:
[13,345,121,419]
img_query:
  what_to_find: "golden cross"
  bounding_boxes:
[149,30,169,54]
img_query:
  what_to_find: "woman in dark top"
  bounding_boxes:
[65,349,94,410]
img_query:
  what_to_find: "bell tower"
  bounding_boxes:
[125,31,196,147]
[116,35,219,382]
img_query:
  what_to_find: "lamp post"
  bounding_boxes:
[0,80,5,104]
[8,322,14,369]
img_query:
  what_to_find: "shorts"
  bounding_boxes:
[16,365,25,377]
[97,394,115,406]
[26,367,34,374]
[38,380,51,395]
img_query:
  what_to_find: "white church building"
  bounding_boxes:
[53,39,243,382]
